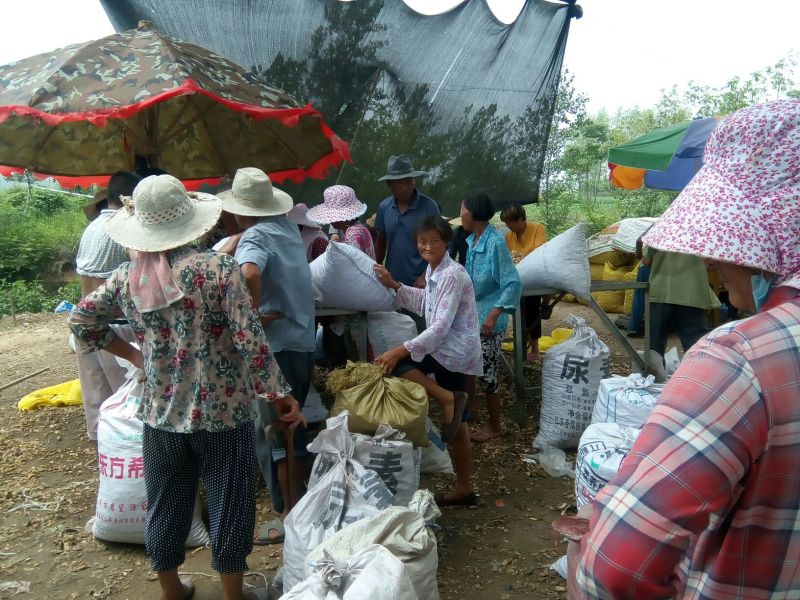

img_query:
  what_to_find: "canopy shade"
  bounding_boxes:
[0,21,349,183]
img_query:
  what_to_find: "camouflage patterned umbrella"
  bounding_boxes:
[0,20,349,184]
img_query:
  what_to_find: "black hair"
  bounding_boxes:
[413,215,453,245]
[107,171,142,207]
[462,189,495,222]
[500,203,526,222]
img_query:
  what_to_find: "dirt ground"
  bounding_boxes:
[0,303,661,599]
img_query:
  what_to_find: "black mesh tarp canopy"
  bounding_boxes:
[101,0,578,216]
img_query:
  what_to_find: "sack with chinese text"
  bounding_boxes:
[310,415,420,506]
[591,374,663,429]
[534,316,610,449]
[91,377,210,546]
[304,490,441,600]
[283,412,394,593]
[282,544,417,600]
[575,423,640,507]
[420,418,454,475]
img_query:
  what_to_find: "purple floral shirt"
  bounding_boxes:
[395,253,483,376]
[69,246,290,433]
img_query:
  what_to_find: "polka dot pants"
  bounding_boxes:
[142,422,256,573]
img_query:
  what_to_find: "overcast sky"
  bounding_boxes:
[1,0,798,114]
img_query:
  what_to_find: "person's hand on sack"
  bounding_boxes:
[216,232,243,255]
[373,264,401,290]
[274,394,306,428]
[481,307,502,337]
[374,345,410,374]
[330,233,340,242]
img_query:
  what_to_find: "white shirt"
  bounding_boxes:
[75,209,129,278]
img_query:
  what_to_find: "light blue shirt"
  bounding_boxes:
[465,225,522,334]
[235,216,315,353]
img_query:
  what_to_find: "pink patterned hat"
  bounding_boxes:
[306,185,367,224]
[643,99,800,288]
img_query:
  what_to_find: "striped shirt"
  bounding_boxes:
[75,209,128,278]
[577,287,800,599]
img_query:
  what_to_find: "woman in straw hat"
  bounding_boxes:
[307,185,375,259]
[571,99,800,598]
[70,175,302,600]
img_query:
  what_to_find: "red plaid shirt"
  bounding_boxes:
[577,288,800,599]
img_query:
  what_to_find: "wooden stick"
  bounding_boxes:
[0,367,50,392]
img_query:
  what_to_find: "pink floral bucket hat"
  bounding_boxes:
[643,98,800,290]
[306,185,367,224]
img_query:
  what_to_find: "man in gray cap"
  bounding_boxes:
[374,154,440,288]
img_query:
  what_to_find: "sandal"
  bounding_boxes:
[441,391,468,443]
[435,491,478,508]
[253,518,285,545]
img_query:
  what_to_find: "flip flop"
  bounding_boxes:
[435,491,478,508]
[441,391,468,443]
[253,518,285,545]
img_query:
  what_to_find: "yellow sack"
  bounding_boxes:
[330,362,429,447]
[592,261,636,314]
[623,261,642,315]
[538,328,573,353]
[18,379,82,411]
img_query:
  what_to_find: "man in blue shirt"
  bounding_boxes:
[374,155,441,287]
[220,167,315,545]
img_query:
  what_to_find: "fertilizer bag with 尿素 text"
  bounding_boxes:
[534,315,610,450]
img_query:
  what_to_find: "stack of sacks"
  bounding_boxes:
[575,373,663,507]
[295,490,442,600]
[282,413,394,592]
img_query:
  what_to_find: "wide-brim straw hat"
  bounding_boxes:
[306,185,367,224]
[377,154,427,181]
[106,175,222,252]
[218,167,293,217]
[287,203,323,229]
[83,188,108,221]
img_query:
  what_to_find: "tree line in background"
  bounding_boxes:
[253,0,554,217]
[0,0,798,314]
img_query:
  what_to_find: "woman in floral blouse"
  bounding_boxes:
[373,215,482,507]
[70,175,300,600]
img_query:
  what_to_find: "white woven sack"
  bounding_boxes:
[420,418,454,475]
[304,490,441,600]
[310,418,420,506]
[575,423,640,507]
[534,315,610,449]
[283,413,393,593]
[91,377,210,546]
[367,311,418,356]
[591,374,664,429]
[516,223,590,299]
[282,544,417,600]
[310,241,396,311]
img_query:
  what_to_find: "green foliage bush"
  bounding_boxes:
[0,187,87,281]
[0,279,51,315]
